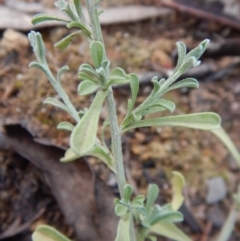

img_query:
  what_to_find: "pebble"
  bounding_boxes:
[206,177,227,204]
[0,29,29,53]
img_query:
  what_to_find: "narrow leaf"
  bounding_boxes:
[90,145,115,171]
[186,39,209,61]
[177,56,198,76]
[60,145,114,171]
[107,76,130,88]
[150,222,193,241]
[123,112,221,132]
[32,14,69,25]
[57,65,69,82]
[29,62,47,74]
[70,90,108,155]
[28,31,46,64]
[141,99,175,115]
[90,41,104,68]
[57,122,74,132]
[73,0,84,19]
[43,97,69,113]
[79,63,96,73]
[60,148,80,162]
[78,80,99,95]
[32,225,71,241]
[115,213,132,241]
[175,41,186,70]
[211,127,240,168]
[166,78,199,92]
[67,21,91,37]
[146,184,159,211]
[101,60,110,70]
[148,205,183,225]
[123,184,133,201]
[78,71,99,83]
[128,73,139,113]
[54,31,80,49]
[171,171,185,211]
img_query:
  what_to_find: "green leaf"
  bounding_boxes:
[90,41,104,68]
[54,31,80,49]
[107,68,129,87]
[171,171,185,211]
[123,112,221,132]
[73,0,84,19]
[150,222,193,241]
[57,122,74,132]
[128,73,139,113]
[148,205,183,226]
[123,184,133,201]
[151,76,161,96]
[55,0,67,10]
[43,97,69,113]
[146,184,159,212]
[177,56,200,76]
[110,67,126,80]
[32,225,72,241]
[101,60,110,70]
[115,213,132,241]
[79,63,96,75]
[32,14,69,25]
[60,148,80,162]
[107,77,130,87]
[28,31,46,64]
[166,78,199,92]
[70,90,108,155]
[90,145,115,171]
[211,127,240,168]
[57,65,69,82]
[60,145,114,171]
[133,195,145,204]
[78,80,99,95]
[115,204,128,216]
[175,41,186,70]
[67,21,91,37]
[140,99,175,115]
[133,76,160,115]
[186,39,209,61]
[29,62,47,74]
[78,71,99,83]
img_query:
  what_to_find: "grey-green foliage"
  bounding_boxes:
[114,184,183,241]
[121,39,216,132]
[28,1,223,241]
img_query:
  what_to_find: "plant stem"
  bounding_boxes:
[86,2,136,241]
[85,0,126,197]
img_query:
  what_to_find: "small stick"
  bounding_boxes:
[156,0,240,31]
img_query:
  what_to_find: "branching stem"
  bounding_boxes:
[85,1,136,240]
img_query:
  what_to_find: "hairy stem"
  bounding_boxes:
[85,0,126,197]
[85,1,136,240]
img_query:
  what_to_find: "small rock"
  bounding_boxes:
[107,173,117,187]
[0,29,29,53]
[206,177,227,204]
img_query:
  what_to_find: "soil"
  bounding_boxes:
[0,0,240,241]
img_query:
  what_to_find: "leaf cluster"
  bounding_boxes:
[114,172,186,241]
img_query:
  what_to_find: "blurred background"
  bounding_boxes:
[0,0,240,241]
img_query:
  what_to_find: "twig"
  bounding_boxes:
[156,0,240,31]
